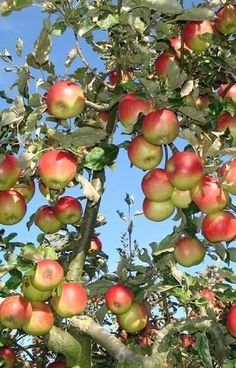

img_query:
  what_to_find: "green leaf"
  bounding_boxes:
[87,279,114,298]
[176,7,215,21]
[97,14,119,30]
[65,48,78,71]
[196,332,213,368]
[52,21,67,36]
[16,37,23,56]
[29,93,42,107]
[138,249,152,265]
[151,232,179,256]
[44,247,57,260]
[96,304,108,325]
[17,66,30,97]
[225,360,236,368]
[137,0,183,14]
[34,27,52,65]
[85,144,119,171]
[228,248,236,262]
[15,0,32,10]
[5,269,22,290]
[70,127,107,148]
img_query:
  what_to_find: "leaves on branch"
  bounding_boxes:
[75,173,101,205]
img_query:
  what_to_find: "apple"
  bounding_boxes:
[191,175,228,214]
[180,334,191,348]
[218,83,236,102]
[155,51,179,80]
[141,168,173,202]
[170,37,190,56]
[200,290,214,302]
[38,181,50,197]
[170,188,192,209]
[138,336,153,346]
[105,284,134,315]
[0,295,32,329]
[227,304,236,337]
[47,362,66,368]
[165,151,204,190]
[0,154,20,191]
[34,205,62,234]
[173,237,205,267]
[31,259,64,292]
[182,20,215,52]
[38,150,77,190]
[142,109,179,145]
[202,210,236,243]
[12,173,35,203]
[117,302,148,333]
[54,196,83,225]
[99,111,109,124]
[45,80,85,119]
[143,198,175,222]
[51,282,87,317]
[118,94,153,128]
[220,159,236,195]
[0,347,16,368]
[89,237,102,253]
[109,70,133,85]
[0,190,26,225]
[127,135,163,170]
[22,301,54,336]
[216,113,236,142]
[21,277,52,302]
[215,5,236,34]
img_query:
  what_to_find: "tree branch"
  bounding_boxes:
[85,99,109,111]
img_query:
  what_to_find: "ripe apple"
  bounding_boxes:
[0,190,26,225]
[45,80,85,119]
[21,277,52,302]
[138,336,153,346]
[105,284,134,315]
[200,290,214,302]
[34,205,62,234]
[215,5,236,34]
[143,198,175,222]
[31,259,64,292]
[118,94,153,128]
[173,237,205,267]
[216,113,236,142]
[155,51,179,80]
[109,70,133,85]
[191,175,228,214]
[54,196,83,225]
[220,159,236,195]
[22,301,54,336]
[99,111,109,124]
[47,362,66,368]
[227,304,236,337]
[183,20,215,52]
[0,347,16,368]
[141,168,173,202]
[218,83,236,102]
[38,150,77,190]
[0,295,32,329]
[89,237,102,253]
[165,151,204,190]
[170,188,192,209]
[180,334,191,348]
[170,37,190,56]
[12,174,35,203]
[117,302,148,333]
[0,154,20,191]
[202,210,236,243]
[51,282,87,317]
[142,109,179,145]
[127,135,163,170]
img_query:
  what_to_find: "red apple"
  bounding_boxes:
[143,197,175,222]
[34,205,62,234]
[183,20,215,52]
[170,188,192,209]
[47,362,66,368]
[200,290,214,302]
[170,37,190,56]
[38,150,77,190]
[216,113,236,142]
[0,295,32,329]
[54,196,83,225]
[21,277,52,302]
[51,282,87,317]
[138,336,153,346]
[12,173,35,203]
[142,109,179,145]
[191,175,228,214]
[45,81,85,119]
[109,70,133,85]
[0,154,20,191]
[202,210,236,243]
[117,302,148,333]
[165,151,204,190]
[105,284,134,315]
[155,51,179,80]
[22,301,54,336]
[0,190,26,225]
[127,135,163,170]
[215,5,236,34]
[218,83,236,102]
[173,237,205,267]
[99,111,109,123]
[118,94,153,128]
[89,237,102,253]
[220,159,236,195]
[38,181,50,197]
[141,168,173,202]
[227,304,236,337]
[31,259,64,292]
[0,347,16,368]
[180,334,191,348]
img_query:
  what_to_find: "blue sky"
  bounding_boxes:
[0,0,235,274]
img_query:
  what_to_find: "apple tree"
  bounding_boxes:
[0,0,236,367]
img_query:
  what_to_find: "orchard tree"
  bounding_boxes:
[0,0,236,367]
